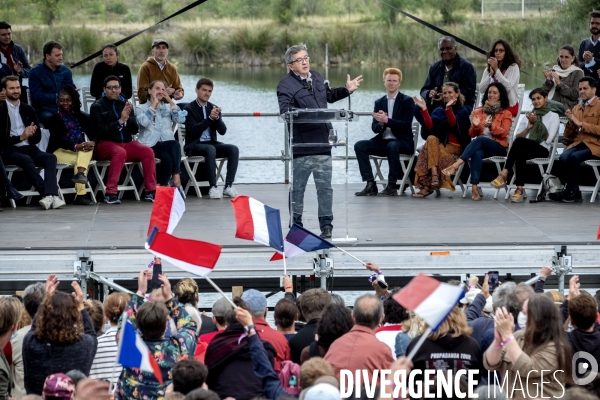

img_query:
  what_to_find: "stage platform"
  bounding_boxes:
[1,183,600,294]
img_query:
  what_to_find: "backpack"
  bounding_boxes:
[532,173,563,202]
[278,360,301,395]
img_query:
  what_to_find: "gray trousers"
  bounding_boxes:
[292,155,333,230]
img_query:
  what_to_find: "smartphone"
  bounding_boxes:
[151,259,163,290]
[488,271,499,293]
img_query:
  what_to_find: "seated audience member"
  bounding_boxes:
[196,297,232,355]
[578,11,600,78]
[274,298,298,340]
[543,45,584,112]
[376,289,409,359]
[137,39,184,105]
[442,82,513,201]
[136,80,186,192]
[0,75,65,210]
[484,294,573,399]
[42,373,75,400]
[90,44,133,100]
[173,278,202,335]
[28,41,75,126]
[10,282,45,399]
[479,39,521,117]
[420,36,477,112]
[184,78,239,199]
[89,292,130,384]
[395,313,427,358]
[90,75,157,204]
[412,82,471,197]
[83,299,104,336]
[241,289,290,370]
[46,85,96,206]
[23,275,97,395]
[204,298,277,400]
[289,288,332,364]
[300,303,353,364]
[116,270,197,400]
[0,297,20,400]
[406,306,483,396]
[550,76,600,202]
[324,294,394,381]
[183,388,220,400]
[491,88,560,202]
[171,359,208,395]
[0,156,23,211]
[354,67,416,196]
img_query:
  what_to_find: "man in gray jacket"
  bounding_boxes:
[276,44,362,238]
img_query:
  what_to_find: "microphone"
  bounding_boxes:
[285,85,309,112]
[324,80,331,94]
[306,77,313,94]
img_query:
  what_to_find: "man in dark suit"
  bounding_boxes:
[184,78,239,199]
[354,68,416,196]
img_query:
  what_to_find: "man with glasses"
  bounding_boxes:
[420,36,476,112]
[578,10,600,80]
[277,44,363,239]
[90,75,157,204]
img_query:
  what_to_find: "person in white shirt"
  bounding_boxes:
[479,39,521,117]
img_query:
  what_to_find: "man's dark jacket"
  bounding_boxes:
[0,41,31,78]
[370,92,415,151]
[419,53,477,112]
[0,101,41,154]
[277,70,350,156]
[289,318,319,364]
[183,100,227,154]
[46,111,96,154]
[89,96,138,143]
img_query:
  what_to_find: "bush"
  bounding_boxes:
[179,30,219,64]
[107,0,127,14]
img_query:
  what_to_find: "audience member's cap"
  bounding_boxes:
[241,289,267,313]
[302,382,341,400]
[212,297,234,317]
[42,373,75,400]
[152,39,169,49]
[460,289,493,313]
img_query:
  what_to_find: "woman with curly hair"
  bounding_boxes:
[22,274,98,396]
[300,303,354,364]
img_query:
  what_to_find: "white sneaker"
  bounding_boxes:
[223,185,239,198]
[39,195,53,210]
[208,186,221,199]
[52,195,66,209]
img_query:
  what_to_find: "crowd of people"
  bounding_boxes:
[1,264,600,400]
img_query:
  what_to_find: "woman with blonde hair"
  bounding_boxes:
[174,278,202,335]
[395,313,426,358]
[89,292,131,384]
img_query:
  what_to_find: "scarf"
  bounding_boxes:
[528,105,551,144]
[482,101,502,118]
[0,44,15,71]
[546,64,583,100]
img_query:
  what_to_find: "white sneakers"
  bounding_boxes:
[39,195,66,210]
[223,186,239,198]
[208,185,239,199]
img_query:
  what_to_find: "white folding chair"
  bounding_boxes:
[582,160,600,202]
[369,121,420,194]
[5,165,41,207]
[55,161,98,203]
[80,87,97,113]
[132,88,139,108]
[90,160,140,201]
[137,158,161,197]
[177,124,205,198]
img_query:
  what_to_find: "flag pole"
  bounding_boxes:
[283,251,287,275]
[336,247,367,265]
[406,327,432,361]
[205,276,237,308]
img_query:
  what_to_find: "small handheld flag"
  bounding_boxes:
[231,196,284,252]
[117,320,163,384]
[147,186,185,235]
[271,224,335,261]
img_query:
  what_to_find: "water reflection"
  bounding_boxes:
[70,65,547,184]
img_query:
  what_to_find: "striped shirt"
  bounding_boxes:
[89,326,121,383]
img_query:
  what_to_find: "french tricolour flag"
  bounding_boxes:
[271,224,335,261]
[393,274,465,331]
[147,186,185,235]
[231,196,284,252]
[117,320,163,384]
[145,228,222,277]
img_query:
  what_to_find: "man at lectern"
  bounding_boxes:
[277,44,363,239]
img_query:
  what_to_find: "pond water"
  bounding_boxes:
[65,64,548,184]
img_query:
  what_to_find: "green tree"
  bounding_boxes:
[568,0,598,21]
[425,0,468,24]
[381,0,415,25]
[31,0,64,26]
[273,0,296,24]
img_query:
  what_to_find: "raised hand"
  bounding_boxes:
[173,89,184,100]
[445,98,457,109]
[45,274,59,296]
[365,261,381,272]
[488,57,499,73]
[569,275,581,298]
[71,281,85,311]
[412,96,427,110]
[481,274,490,298]
[235,307,253,327]
[137,270,151,294]
[494,306,515,339]
[346,74,363,93]
[471,113,480,126]
[158,273,172,301]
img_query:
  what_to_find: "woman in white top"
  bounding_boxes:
[490,88,560,202]
[479,39,521,117]
[89,292,130,384]
[136,80,187,192]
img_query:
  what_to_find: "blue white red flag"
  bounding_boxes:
[271,224,335,261]
[117,320,163,384]
[393,274,465,331]
[231,196,284,251]
[147,186,185,235]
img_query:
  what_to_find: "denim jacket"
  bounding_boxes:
[136,102,186,147]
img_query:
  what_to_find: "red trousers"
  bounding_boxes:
[94,141,157,195]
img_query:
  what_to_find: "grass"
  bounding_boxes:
[11,12,590,68]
